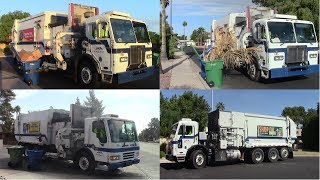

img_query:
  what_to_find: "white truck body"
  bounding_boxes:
[14,105,140,172]
[11,3,154,87]
[211,6,319,80]
[166,110,297,168]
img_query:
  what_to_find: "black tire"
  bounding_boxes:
[78,61,98,88]
[267,148,279,162]
[251,148,264,164]
[190,150,206,169]
[247,61,261,82]
[279,147,289,160]
[76,151,96,175]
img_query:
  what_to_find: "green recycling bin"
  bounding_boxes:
[204,60,224,87]
[7,146,24,168]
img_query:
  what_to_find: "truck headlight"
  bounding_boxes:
[274,55,284,61]
[109,155,120,161]
[309,54,317,58]
[120,57,128,62]
[147,54,152,59]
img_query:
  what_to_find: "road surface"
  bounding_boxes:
[160,157,319,179]
[184,47,319,89]
[0,142,159,179]
[0,56,159,89]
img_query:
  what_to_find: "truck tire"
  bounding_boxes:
[279,147,289,160]
[78,61,98,88]
[76,151,96,174]
[251,148,264,164]
[267,148,279,162]
[247,62,261,82]
[190,150,206,169]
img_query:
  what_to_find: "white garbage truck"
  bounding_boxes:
[14,104,140,173]
[11,3,154,87]
[166,110,297,168]
[211,6,319,81]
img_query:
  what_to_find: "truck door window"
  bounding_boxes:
[177,125,184,135]
[132,21,150,43]
[92,24,97,39]
[92,120,107,143]
[186,126,193,135]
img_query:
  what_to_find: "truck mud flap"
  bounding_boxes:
[117,66,155,84]
[270,64,319,78]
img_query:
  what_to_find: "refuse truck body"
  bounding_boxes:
[166,110,297,168]
[11,3,154,87]
[14,104,140,173]
[211,6,319,81]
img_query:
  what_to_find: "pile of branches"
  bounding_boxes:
[203,27,260,69]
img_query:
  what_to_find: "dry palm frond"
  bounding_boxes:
[204,27,260,70]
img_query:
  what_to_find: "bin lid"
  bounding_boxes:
[7,145,24,149]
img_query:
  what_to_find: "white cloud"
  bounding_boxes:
[13,90,39,100]
[170,0,254,17]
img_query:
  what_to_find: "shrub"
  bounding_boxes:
[160,151,165,159]
[3,45,12,56]
[160,142,167,152]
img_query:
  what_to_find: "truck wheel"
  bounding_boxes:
[267,148,279,162]
[78,61,98,88]
[247,62,261,82]
[190,150,206,169]
[279,147,289,160]
[251,148,264,164]
[76,151,96,174]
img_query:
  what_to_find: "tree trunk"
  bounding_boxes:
[160,0,168,69]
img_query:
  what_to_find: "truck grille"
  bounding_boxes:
[130,45,145,66]
[286,46,307,65]
[123,152,135,160]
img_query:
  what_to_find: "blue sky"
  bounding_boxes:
[0,0,159,33]
[161,90,319,117]
[167,0,254,38]
[11,90,160,133]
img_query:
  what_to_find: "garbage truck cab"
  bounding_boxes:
[81,115,140,171]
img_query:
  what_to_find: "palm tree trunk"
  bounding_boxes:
[160,0,168,67]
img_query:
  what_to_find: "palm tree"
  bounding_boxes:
[160,0,169,61]
[183,21,187,40]
[197,27,206,44]
[216,102,225,111]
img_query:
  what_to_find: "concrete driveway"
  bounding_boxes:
[0,142,159,179]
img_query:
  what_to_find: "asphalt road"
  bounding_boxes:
[184,47,319,89]
[0,56,159,89]
[0,142,159,179]
[160,157,319,179]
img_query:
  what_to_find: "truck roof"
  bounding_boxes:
[220,110,287,121]
[17,11,68,23]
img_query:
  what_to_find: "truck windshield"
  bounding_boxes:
[110,19,136,43]
[108,120,138,143]
[267,22,296,43]
[294,23,316,43]
[133,21,150,43]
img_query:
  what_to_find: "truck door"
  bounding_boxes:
[88,22,112,73]
[88,119,108,162]
[176,124,196,156]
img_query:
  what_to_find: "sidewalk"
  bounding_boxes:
[160,51,209,89]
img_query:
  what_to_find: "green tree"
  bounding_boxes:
[138,118,160,141]
[281,106,306,124]
[216,102,225,111]
[149,31,160,53]
[190,27,208,43]
[301,103,319,151]
[252,0,319,36]
[160,91,210,137]
[83,90,105,117]
[75,97,81,106]
[0,90,20,133]
[0,11,30,42]
[182,21,188,40]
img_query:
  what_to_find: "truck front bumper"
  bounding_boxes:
[165,154,175,161]
[117,66,155,84]
[108,158,140,170]
[270,64,319,78]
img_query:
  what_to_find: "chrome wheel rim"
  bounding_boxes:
[255,152,262,161]
[196,154,204,166]
[81,67,92,84]
[79,157,89,170]
[270,151,277,159]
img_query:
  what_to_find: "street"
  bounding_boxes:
[0,56,159,89]
[160,157,319,179]
[0,142,159,179]
[184,47,319,89]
